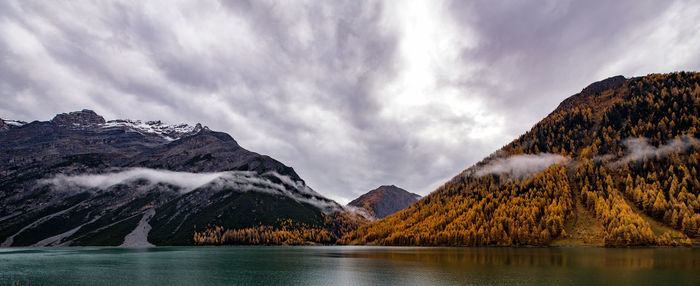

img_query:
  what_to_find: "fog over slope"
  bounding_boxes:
[39,168,341,212]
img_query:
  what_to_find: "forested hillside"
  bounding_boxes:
[340,72,700,246]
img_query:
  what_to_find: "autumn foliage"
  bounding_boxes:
[194,211,367,245]
[341,72,699,246]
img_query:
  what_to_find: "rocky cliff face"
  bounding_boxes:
[0,110,345,246]
[348,185,420,219]
[51,109,106,127]
[0,110,301,180]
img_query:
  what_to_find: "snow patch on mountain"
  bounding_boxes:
[102,119,204,141]
[5,120,27,127]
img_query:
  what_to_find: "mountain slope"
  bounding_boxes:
[0,110,358,246]
[348,185,421,219]
[341,72,700,247]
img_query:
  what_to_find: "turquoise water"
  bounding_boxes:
[0,246,698,285]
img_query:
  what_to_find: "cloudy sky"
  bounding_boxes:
[1,0,699,203]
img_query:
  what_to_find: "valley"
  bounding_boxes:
[1,72,699,247]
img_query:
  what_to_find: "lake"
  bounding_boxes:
[0,246,698,285]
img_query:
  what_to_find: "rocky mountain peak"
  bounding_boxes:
[348,185,421,219]
[51,109,106,127]
[378,184,399,190]
[41,109,207,141]
[102,119,205,141]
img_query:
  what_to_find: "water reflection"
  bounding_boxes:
[326,247,698,270]
[0,246,698,286]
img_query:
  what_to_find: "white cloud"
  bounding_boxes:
[39,168,224,191]
[614,136,700,166]
[597,0,700,78]
[473,153,570,178]
[39,168,341,212]
[378,0,505,145]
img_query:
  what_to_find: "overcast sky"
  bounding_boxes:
[1,0,699,203]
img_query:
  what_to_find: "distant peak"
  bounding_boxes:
[375,185,411,192]
[348,185,421,219]
[51,109,106,126]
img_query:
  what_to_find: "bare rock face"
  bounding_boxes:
[348,185,421,219]
[0,110,341,246]
[51,109,106,127]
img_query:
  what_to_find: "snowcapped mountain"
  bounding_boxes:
[101,119,204,141]
[0,110,355,246]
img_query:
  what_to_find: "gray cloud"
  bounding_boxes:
[473,153,570,178]
[448,0,700,136]
[613,136,700,166]
[1,0,699,203]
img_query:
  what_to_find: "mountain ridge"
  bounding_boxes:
[0,110,358,246]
